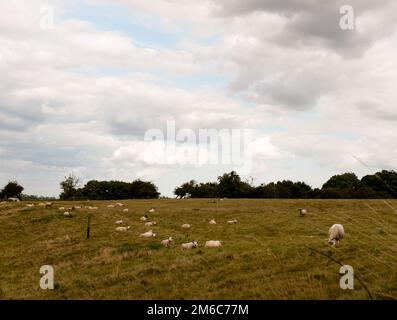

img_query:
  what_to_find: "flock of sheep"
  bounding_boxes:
[114,206,224,249]
[15,201,346,248]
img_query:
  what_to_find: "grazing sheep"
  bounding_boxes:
[115,220,123,225]
[299,208,307,217]
[8,197,20,202]
[115,226,130,232]
[181,224,191,229]
[145,221,157,227]
[227,219,237,224]
[328,224,345,246]
[209,219,216,225]
[161,237,174,247]
[123,208,129,212]
[45,202,53,208]
[205,240,222,248]
[140,215,148,221]
[181,241,198,249]
[116,203,124,207]
[88,206,98,210]
[63,211,71,216]
[107,205,115,208]
[149,208,155,213]
[59,207,65,210]
[26,203,35,208]
[140,230,156,238]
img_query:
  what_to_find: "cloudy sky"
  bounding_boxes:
[1,0,397,197]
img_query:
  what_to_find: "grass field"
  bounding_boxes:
[1,199,397,300]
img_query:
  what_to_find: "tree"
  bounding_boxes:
[60,173,80,200]
[320,172,361,198]
[1,181,24,199]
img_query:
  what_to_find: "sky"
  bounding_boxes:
[1,0,397,197]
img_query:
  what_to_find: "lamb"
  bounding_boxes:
[181,224,191,229]
[299,208,307,217]
[149,208,155,213]
[161,237,174,247]
[205,240,222,248]
[181,241,198,249]
[227,219,237,224]
[140,215,148,221]
[328,224,345,246]
[209,219,216,225]
[115,220,123,225]
[115,226,130,232]
[140,230,156,238]
[145,221,157,227]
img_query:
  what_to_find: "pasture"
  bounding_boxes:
[0,199,396,299]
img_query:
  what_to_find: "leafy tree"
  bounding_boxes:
[1,181,24,199]
[320,172,361,198]
[60,173,80,200]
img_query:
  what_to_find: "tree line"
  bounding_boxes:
[174,170,397,199]
[59,174,160,200]
[1,170,396,200]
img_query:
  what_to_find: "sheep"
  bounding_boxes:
[116,203,124,207]
[26,203,35,208]
[8,197,20,202]
[149,208,155,213]
[45,202,53,208]
[115,220,123,225]
[328,224,345,246]
[145,221,157,227]
[123,208,129,212]
[205,240,222,248]
[181,224,191,229]
[115,226,130,232]
[299,208,307,217]
[107,205,115,208]
[181,241,198,249]
[59,207,65,210]
[88,206,98,210]
[140,215,148,221]
[63,211,71,216]
[161,237,174,247]
[209,219,217,225]
[75,206,81,209]
[140,230,156,238]
[227,219,237,224]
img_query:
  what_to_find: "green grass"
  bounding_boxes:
[0,199,397,300]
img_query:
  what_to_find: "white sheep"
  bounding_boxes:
[205,240,222,248]
[209,219,216,225]
[115,220,123,225]
[299,208,307,217]
[328,224,345,246]
[59,207,65,210]
[149,208,155,213]
[140,230,156,238]
[116,203,124,207]
[161,237,174,247]
[45,202,53,208]
[227,219,237,224]
[140,215,148,221]
[115,226,130,232]
[181,224,191,229]
[63,211,71,216]
[123,208,129,212]
[26,204,35,208]
[145,221,157,227]
[107,205,115,208]
[181,241,198,249]
[89,206,98,210]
